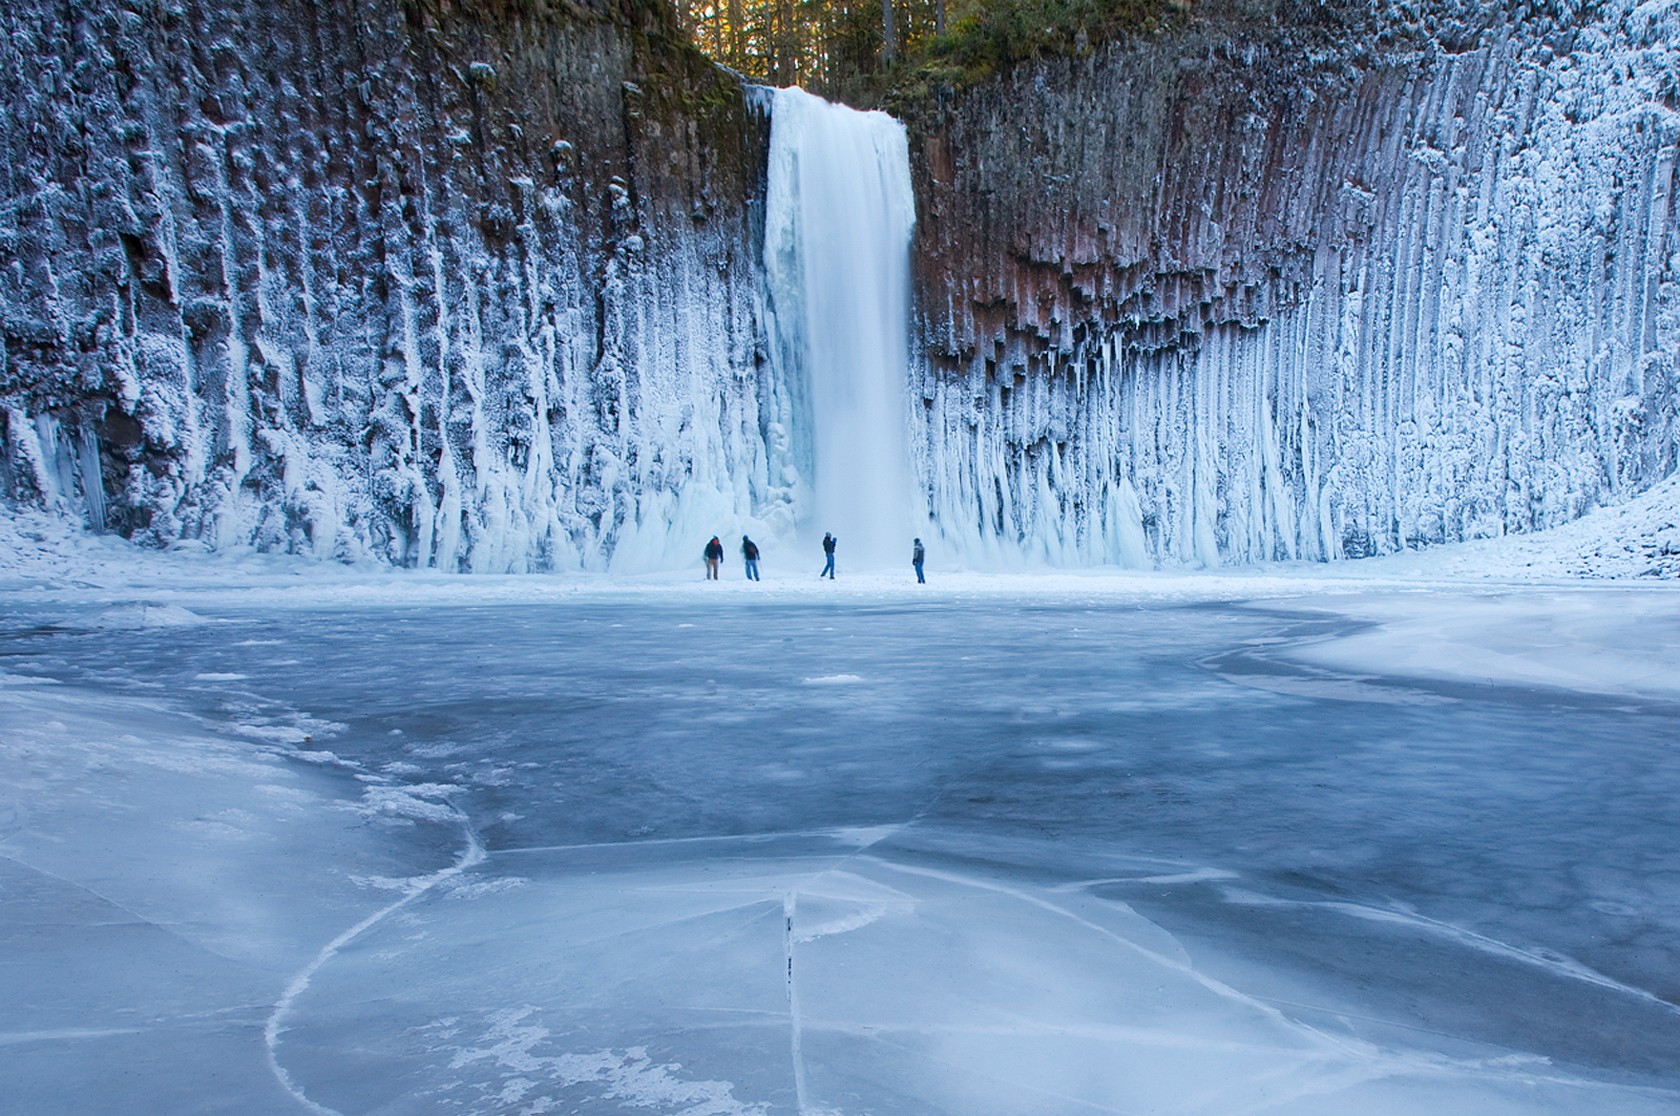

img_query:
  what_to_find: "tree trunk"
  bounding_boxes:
[726,0,744,70]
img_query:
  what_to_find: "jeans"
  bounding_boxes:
[821,554,835,579]
[914,560,924,584]
[745,558,759,581]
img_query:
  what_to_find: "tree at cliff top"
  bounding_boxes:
[669,0,1475,105]
[670,0,1194,99]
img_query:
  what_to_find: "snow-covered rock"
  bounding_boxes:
[906,2,1680,567]
[0,0,776,573]
[2,1,1676,575]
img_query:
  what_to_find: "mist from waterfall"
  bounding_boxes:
[763,87,918,571]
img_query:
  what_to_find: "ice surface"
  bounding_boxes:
[55,602,209,630]
[1273,589,1680,702]
[3,551,1679,1114]
[0,670,469,1112]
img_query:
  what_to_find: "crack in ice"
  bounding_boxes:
[263,804,486,1116]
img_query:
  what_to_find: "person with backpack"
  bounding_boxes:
[741,535,761,581]
[819,532,837,579]
[703,536,724,580]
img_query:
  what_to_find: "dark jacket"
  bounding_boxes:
[704,538,724,561]
[742,539,760,560]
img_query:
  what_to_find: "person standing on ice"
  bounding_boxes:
[912,538,925,584]
[819,532,837,579]
[741,535,761,581]
[703,536,724,580]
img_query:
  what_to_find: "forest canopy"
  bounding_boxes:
[668,0,1191,103]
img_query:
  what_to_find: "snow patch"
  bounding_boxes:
[63,603,207,630]
[447,1008,769,1115]
[359,784,461,824]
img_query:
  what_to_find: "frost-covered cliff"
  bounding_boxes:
[0,0,782,570]
[5,1,1678,573]
[906,1,1680,566]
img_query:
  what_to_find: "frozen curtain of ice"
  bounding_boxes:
[0,0,783,574]
[2,1,1679,572]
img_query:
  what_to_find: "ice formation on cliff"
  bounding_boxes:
[912,3,1680,568]
[0,0,783,574]
[1,2,1677,573]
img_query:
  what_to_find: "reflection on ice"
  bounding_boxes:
[3,585,1679,1114]
[280,832,1676,1115]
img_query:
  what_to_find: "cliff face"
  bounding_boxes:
[0,0,777,570]
[904,2,1680,565]
[5,1,1678,572]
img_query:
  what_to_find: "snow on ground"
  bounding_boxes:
[1269,589,1680,703]
[1340,473,1680,583]
[7,471,1680,603]
[6,477,1680,713]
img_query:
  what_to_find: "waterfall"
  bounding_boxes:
[762,87,918,571]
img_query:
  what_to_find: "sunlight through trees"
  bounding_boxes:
[668,0,1184,101]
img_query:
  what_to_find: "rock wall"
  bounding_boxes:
[6,0,1678,572]
[905,1,1680,565]
[0,0,781,570]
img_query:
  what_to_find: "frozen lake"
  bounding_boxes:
[3,583,1679,1114]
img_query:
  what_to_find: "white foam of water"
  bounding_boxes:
[763,87,918,570]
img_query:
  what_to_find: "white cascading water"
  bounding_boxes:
[762,87,919,571]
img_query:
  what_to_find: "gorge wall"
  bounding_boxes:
[905,0,1680,565]
[3,0,1678,571]
[0,0,782,570]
